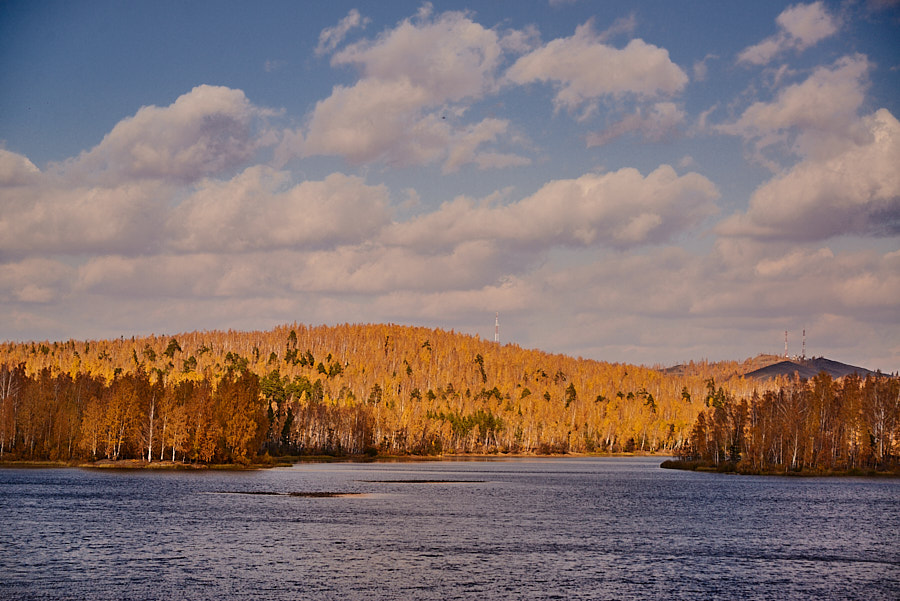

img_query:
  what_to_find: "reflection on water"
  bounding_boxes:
[1,457,898,600]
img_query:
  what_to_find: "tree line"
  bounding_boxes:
[0,323,830,462]
[677,373,899,473]
[0,364,267,463]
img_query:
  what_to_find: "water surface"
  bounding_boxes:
[1,457,897,600]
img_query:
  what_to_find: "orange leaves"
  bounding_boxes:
[0,323,801,459]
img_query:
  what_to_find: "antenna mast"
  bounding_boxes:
[784,330,788,358]
[802,329,806,360]
[494,312,500,344]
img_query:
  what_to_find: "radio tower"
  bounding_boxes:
[802,329,806,360]
[494,312,500,344]
[784,330,789,358]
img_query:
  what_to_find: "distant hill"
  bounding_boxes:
[743,357,880,380]
[660,355,784,380]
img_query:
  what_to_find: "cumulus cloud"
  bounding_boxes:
[701,239,900,322]
[506,20,688,116]
[0,149,40,186]
[301,78,441,166]
[0,86,286,258]
[300,9,529,171]
[597,14,638,42]
[59,85,270,185]
[315,9,370,56]
[371,275,537,322]
[284,241,517,295]
[498,24,541,54]
[302,80,528,171]
[0,258,73,304]
[76,251,311,301]
[388,165,719,251]
[718,108,900,241]
[586,102,685,146]
[558,239,900,328]
[442,119,532,173]
[74,239,520,302]
[0,165,169,256]
[331,9,503,102]
[738,1,839,65]
[167,166,392,253]
[463,238,900,366]
[692,54,718,82]
[720,54,870,160]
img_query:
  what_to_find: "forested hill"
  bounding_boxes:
[0,323,786,463]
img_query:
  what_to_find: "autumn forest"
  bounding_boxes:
[0,323,896,471]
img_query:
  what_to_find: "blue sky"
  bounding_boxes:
[1,0,899,370]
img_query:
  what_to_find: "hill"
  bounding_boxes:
[660,355,783,379]
[1,322,780,462]
[3,323,881,463]
[743,357,879,380]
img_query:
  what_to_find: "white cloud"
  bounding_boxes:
[718,108,900,241]
[2,88,285,257]
[777,1,839,49]
[0,149,40,186]
[738,1,839,65]
[498,24,541,54]
[701,239,900,323]
[315,9,370,56]
[0,258,73,304]
[586,102,685,146]
[74,239,515,302]
[459,239,900,367]
[77,252,286,299]
[597,14,638,42]
[754,247,835,278]
[168,166,392,253]
[0,173,169,256]
[443,118,531,173]
[286,241,514,295]
[59,85,269,184]
[692,54,718,82]
[371,275,537,322]
[720,54,870,160]
[332,9,503,103]
[388,165,719,251]
[506,20,688,115]
[301,78,442,166]
[300,10,529,171]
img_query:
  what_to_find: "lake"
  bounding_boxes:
[1,457,897,600]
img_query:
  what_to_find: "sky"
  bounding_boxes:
[1,0,899,371]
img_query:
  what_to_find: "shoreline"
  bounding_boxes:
[0,451,670,470]
[3,455,895,476]
[660,459,900,478]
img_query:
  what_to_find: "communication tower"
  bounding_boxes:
[784,330,788,358]
[802,329,806,360]
[494,312,500,344]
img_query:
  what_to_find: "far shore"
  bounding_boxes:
[660,458,900,478]
[4,455,895,476]
[0,451,670,470]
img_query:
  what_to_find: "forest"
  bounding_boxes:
[673,372,899,473]
[0,322,893,465]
